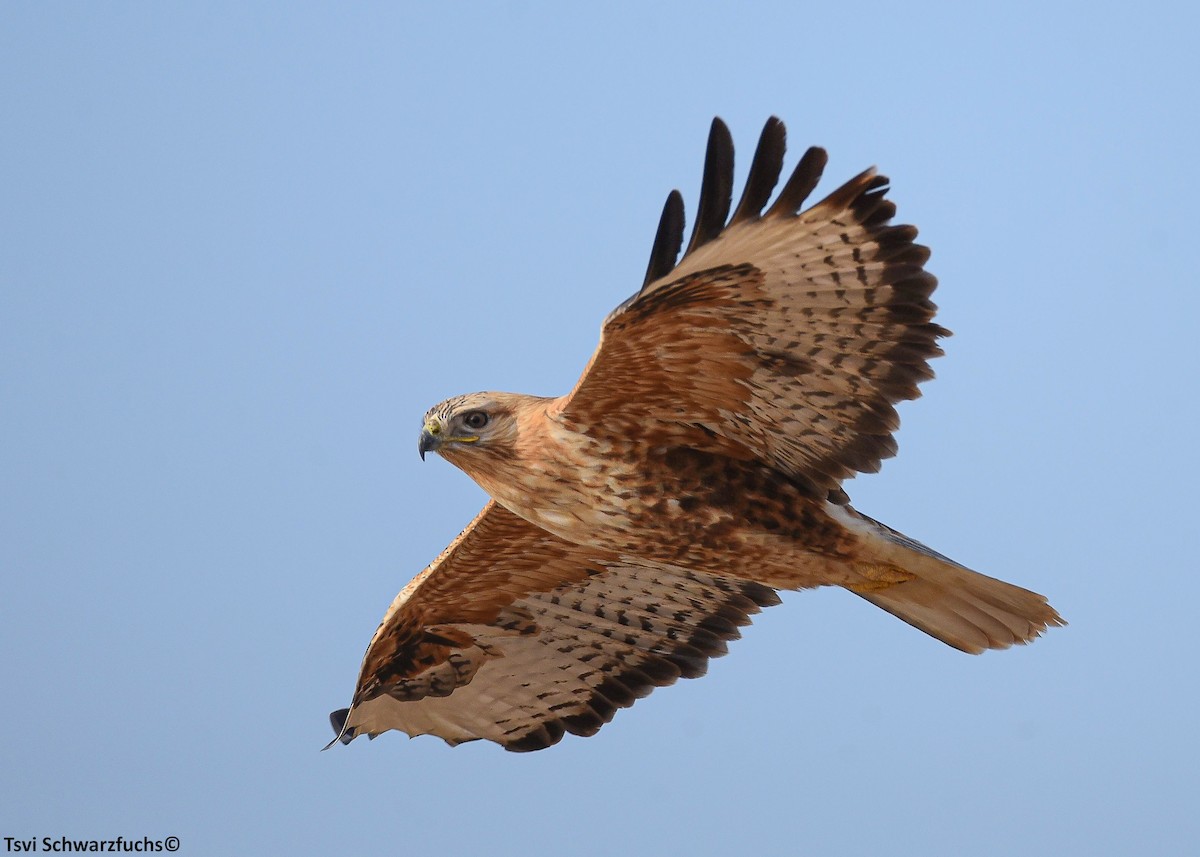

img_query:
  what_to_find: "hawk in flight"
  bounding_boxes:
[329,117,1063,752]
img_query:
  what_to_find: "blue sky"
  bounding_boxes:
[2,3,1197,855]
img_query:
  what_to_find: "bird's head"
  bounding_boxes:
[418,391,533,465]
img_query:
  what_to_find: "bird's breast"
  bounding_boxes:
[474,431,860,572]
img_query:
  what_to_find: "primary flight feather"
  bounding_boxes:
[330,117,1063,752]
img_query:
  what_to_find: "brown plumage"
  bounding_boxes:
[330,502,779,752]
[330,117,1064,751]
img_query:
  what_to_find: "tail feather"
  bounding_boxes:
[846,511,1065,654]
[857,570,1063,654]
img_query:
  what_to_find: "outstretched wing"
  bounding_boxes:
[561,117,946,498]
[329,501,779,752]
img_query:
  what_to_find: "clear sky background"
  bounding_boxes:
[2,3,1197,855]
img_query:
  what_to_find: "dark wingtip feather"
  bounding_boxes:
[813,165,878,213]
[730,117,787,225]
[642,190,685,288]
[326,708,355,747]
[505,720,566,753]
[766,145,828,216]
[683,117,735,257]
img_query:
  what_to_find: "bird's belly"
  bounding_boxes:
[490,446,862,586]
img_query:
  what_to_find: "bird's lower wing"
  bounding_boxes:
[330,501,779,751]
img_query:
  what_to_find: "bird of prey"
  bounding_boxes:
[329,117,1063,752]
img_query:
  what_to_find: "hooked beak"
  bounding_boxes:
[418,426,440,460]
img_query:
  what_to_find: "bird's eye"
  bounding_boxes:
[462,411,490,431]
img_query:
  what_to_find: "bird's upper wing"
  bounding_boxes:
[561,118,946,498]
[329,501,779,752]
